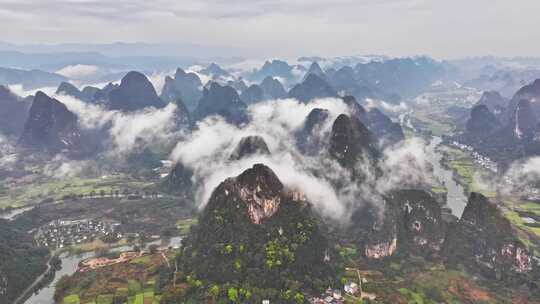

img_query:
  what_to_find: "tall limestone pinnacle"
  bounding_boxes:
[19,91,82,152]
[178,164,336,301]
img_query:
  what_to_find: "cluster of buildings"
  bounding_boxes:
[307,280,376,304]
[450,141,498,173]
[79,251,142,271]
[308,286,350,304]
[35,219,121,249]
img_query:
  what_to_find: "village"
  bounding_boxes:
[308,268,376,304]
[450,140,498,173]
[35,219,122,249]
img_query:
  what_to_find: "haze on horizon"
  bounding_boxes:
[1,0,539,60]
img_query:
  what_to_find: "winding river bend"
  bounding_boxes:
[23,237,182,304]
[425,136,468,218]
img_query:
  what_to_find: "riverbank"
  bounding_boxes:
[22,237,182,304]
[425,136,468,218]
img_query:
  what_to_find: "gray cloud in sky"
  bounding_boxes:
[1,0,539,59]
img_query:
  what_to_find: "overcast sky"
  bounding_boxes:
[1,0,539,59]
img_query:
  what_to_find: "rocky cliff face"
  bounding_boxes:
[229,135,270,160]
[235,164,284,224]
[507,79,540,122]
[179,164,335,292]
[297,108,330,155]
[329,114,379,169]
[193,82,247,124]
[108,71,165,111]
[0,85,30,137]
[513,99,539,140]
[18,91,83,153]
[288,74,338,103]
[354,190,448,260]
[394,190,448,256]
[442,193,534,279]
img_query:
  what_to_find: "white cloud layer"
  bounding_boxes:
[56,64,100,79]
[169,98,433,222]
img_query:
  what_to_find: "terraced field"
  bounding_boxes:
[58,251,174,304]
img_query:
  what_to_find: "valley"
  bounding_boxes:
[1,50,540,304]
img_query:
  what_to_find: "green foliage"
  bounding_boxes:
[177,178,338,303]
[63,294,80,304]
[265,239,294,269]
[0,219,49,303]
[294,292,305,304]
[227,287,239,303]
[96,294,114,304]
[208,284,220,299]
[128,280,142,296]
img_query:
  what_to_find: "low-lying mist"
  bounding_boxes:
[170,98,434,222]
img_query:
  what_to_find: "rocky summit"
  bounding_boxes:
[161,161,194,199]
[475,90,507,116]
[443,193,534,279]
[288,74,338,103]
[160,68,203,112]
[260,76,287,99]
[296,108,331,155]
[229,135,270,160]
[108,71,165,111]
[193,82,247,124]
[351,190,448,260]
[179,164,336,301]
[18,91,83,153]
[329,113,379,168]
[0,85,30,137]
[465,104,500,137]
[365,107,405,147]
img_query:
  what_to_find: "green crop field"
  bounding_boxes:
[1,173,154,208]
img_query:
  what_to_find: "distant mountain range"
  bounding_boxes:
[458,79,540,165]
[0,67,66,90]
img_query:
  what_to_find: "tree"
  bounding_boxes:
[208,284,220,299]
[227,287,239,303]
[294,292,304,304]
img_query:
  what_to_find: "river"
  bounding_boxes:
[0,206,34,220]
[425,136,468,218]
[23,237,182,304]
